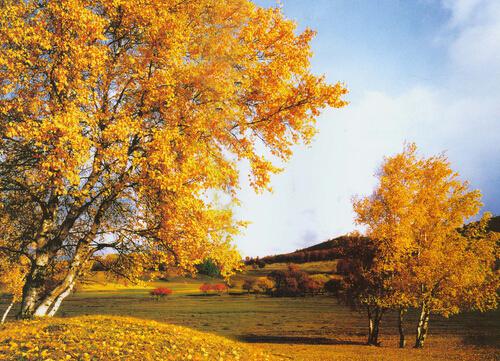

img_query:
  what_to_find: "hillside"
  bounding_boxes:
[0,316,280,361]
[248,216,500,266]
[246,235,354,266]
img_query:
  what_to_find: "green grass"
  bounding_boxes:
[1,268,498,360]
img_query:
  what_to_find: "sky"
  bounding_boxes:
[235,0,500,257]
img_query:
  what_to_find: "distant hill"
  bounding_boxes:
[245,235,353,266]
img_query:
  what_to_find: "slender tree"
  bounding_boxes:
[353,143,499,348]
[0,0,347,318]
[334,234,390,346]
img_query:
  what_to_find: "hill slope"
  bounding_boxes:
[0,316,281,361]
[249,216,500,266]
[246,236,353,266]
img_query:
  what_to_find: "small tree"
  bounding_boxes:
[334,235,390,346]
[268,264,315,297]
[242,279,256,294]
[196,259,222,278]
[254,277,275,295]
[324,278,342,295]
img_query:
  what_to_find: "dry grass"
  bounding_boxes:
[0,267,498,360]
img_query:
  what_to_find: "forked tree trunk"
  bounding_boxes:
[19,244,88,319]
[414,303,430,348]
[1,298,14,324]
[33,276,76,317]
[19,254,50,319]
[47,282,75,317]
[367,306,383,346]
[398,308,406,348]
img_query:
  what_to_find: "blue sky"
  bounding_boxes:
[235,0,500,257]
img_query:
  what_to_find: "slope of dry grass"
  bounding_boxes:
[0,315,280,361]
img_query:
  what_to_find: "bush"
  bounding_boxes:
[150,287,172,300]
[212,283,228,294]
[254,277,274,294]
[199,283,212,294]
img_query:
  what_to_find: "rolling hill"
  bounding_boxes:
[247,215,499,266]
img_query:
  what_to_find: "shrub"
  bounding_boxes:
[254,277,274,294]
[150,287,172,300]
[199,283,212,294]
[212,283,228,294]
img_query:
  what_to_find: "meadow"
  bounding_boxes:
[2,263,497,361]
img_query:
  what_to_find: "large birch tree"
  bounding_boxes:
[0,0,347,318]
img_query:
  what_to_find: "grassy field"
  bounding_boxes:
[1,265,498,360]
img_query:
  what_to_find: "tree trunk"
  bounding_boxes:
[19,243,88,318]
[1,298,14,324]
[33,245,88,317]
[398,308,406,348]
[367,306,383,346]
[367,308,374,345]
[19,254,50,319]
[47,281,75,317]
[414,303,430,348]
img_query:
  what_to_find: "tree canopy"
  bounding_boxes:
[0,0,347,318]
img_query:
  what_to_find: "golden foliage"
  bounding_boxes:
[353,143,498,316]
[0,0,347,304]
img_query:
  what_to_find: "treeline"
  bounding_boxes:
[242,265,337,297]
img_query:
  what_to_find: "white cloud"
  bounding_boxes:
[233,1,500,257]
[442,0,500,89]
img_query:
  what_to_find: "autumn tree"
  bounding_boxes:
[334,234,390,346]
[353,143,499,348]
[0,0,346,319]
[242,279,256,294]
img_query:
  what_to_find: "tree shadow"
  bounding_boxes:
[462,335,499,348]
[238,334,365,346]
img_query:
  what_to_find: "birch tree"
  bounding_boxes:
[0,0,347,318]
[353,143,498,348]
